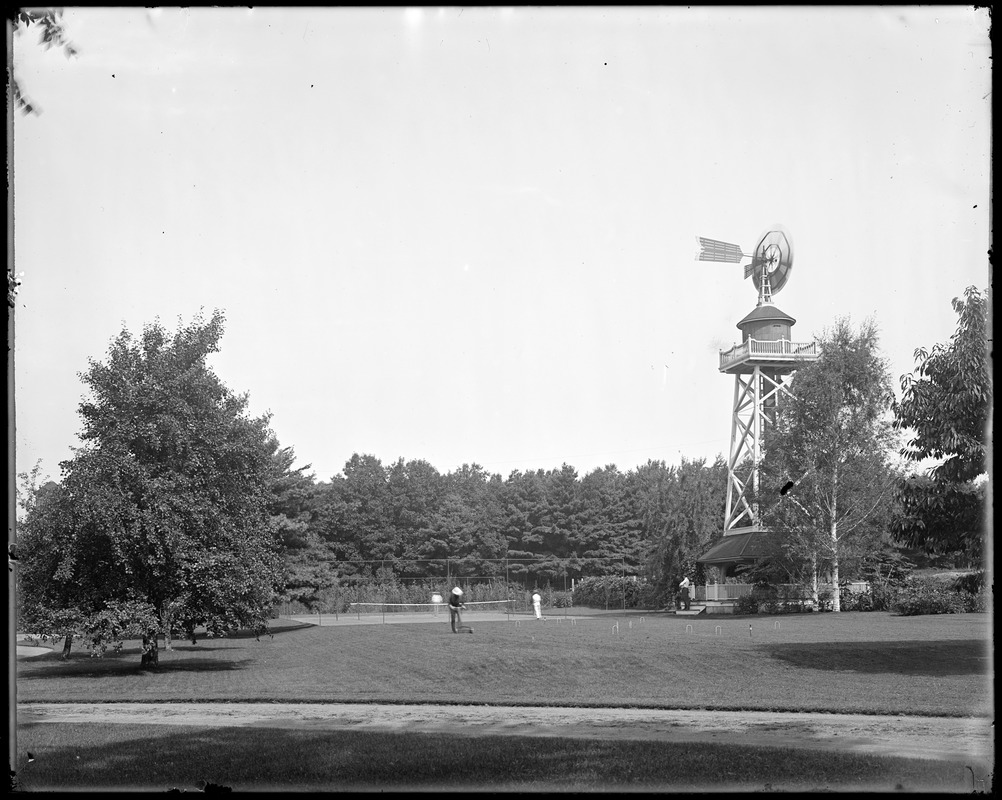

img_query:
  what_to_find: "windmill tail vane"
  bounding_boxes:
[695,237,747,264]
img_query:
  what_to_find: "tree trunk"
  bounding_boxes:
[828,467,841,613]
[831,551,841,612]
[810,556,820,608]
[830,494,841,613]
[61,634,73,659]
[162,604,173,651]
[141,630,159,668]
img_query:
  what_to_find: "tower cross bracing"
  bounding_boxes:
[724,366,796,532]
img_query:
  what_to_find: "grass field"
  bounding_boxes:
[17,610,992,716]
[14,609,994,791]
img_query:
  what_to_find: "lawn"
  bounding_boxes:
[14,610,994,792]
[13,724,981,793]
[16,611,993,716]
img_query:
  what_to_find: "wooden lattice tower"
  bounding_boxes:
[697,225,819,537]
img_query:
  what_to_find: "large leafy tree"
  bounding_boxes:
[445,464,508,576]
[759,318,898,611]
[578,465,644,581]
[534,464,584,583]
[892,286,991,568]
[268,447,331,611]
[18,311,286,664]
[16,465,84,658]
[336,453,394,564]
[635,457,727,606]
[385,458,445,574]
[498,469,550,582]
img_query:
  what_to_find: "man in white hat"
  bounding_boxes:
[449,587,468,633]
[679,576,692,611]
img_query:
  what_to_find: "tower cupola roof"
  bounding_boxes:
[736,303,796,330]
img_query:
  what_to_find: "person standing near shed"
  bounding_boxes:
[679,576,692,611]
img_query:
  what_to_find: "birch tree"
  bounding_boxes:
[760,318,897,611]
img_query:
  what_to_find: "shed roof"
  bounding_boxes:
[697,529,782,564]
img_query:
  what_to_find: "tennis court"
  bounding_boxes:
[283,599,593,626]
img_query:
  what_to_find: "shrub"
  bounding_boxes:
[827,583,893,612]
[840,591,875,612]
[951,571,985,594]
[776,585,812,614]
[750,582,778,602]
[634,580,667,609]
[571,576,650,609]
[891,579,965,616]
[733,595,759,615]
[882,572,988,616]
[960,589,991,613]
[545,589,574,609]
[868,584,896,611]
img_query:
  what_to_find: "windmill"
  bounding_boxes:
[696,225,794,307]
[694,225,819,581]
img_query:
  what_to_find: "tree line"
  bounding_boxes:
[15,286,990,664]
[282,454,728,606]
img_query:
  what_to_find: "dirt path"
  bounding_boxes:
[18,702,993,765]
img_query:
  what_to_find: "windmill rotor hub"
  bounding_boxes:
[762,244,782,272]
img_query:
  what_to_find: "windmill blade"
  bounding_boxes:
[750,225,794,296]
[696,237,747,263]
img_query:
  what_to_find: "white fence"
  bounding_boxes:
[703,582,869,602]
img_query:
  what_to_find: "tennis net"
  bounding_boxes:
[347,599,515,615]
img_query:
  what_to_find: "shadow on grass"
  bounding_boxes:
[13,724,982,793]
[765,639,989,676]
[227,620,316,638]
[16,652,251,680]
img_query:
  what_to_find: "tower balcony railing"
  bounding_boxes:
[719,338,819,371]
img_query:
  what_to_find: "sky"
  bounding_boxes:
[11,7,992,485]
